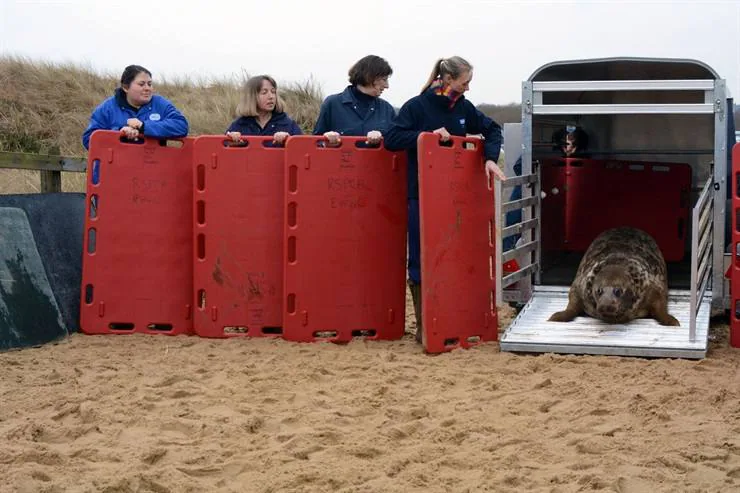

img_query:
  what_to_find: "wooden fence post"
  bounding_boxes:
[40,146,62,193]
[40,170,62,193]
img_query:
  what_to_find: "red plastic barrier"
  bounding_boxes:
[540,158,567,251]
[731,143,740,348]
[565,158,691,261]
[539,158,691,261]
[192,136,285,338]
[80,131,194,335]
[418,134,498,353]
[283,136,407,343]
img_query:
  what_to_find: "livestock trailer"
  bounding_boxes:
[496,57,735,359]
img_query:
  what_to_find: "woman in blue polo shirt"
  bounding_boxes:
[313,55,395,145]
[225,75,303,145]
[82,65,189,150]
[385,56,506,343]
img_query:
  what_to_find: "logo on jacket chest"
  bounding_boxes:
[448,117,466,133]
[149,113,161,121]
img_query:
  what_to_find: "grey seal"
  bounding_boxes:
[549,227,680,326]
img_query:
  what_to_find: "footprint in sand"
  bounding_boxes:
[141,448,167,465]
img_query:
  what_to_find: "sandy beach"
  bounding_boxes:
[2,299,740,493]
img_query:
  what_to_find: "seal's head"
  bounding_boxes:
[590,265,638,323]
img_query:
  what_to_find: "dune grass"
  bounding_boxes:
[0,57,328,193]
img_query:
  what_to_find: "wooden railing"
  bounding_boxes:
[0,151,86,193]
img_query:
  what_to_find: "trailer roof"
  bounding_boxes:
[528,57,720,82]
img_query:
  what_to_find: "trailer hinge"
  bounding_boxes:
[715,99,725,121]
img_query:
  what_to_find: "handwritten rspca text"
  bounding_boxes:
[327,177,373,192]
[142,147,159,166]
[448,181,472,193]
[330,196,368,210]
[131,177,166,205]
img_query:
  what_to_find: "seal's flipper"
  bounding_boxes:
[548,291,584,322]
[646,286,680,326]
[653,309,680,326]
[548,307,582,322]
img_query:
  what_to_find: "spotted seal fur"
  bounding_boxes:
[548,227,680,326]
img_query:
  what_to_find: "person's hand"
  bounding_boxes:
[485,160,506,181]
[273,131,289,145]
[120,126,140,140]
[366,130,382,145]
[226,131,241,142]
[433,127,451,142]
[127,118,143,130]
[323,131,341,146]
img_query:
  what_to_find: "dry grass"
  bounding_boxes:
[0,57,326,156]
[0,57,327,194]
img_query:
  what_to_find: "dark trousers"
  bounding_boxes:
[407,199,421,284]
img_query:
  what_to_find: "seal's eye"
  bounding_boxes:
[596,287,603,296]
[613,288,623,297]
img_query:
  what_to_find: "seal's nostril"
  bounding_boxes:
[600,305,617,314]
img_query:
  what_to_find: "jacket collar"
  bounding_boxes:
[423,87,466,110]
[115,88,143,112]
[239,111,287,127]
[340,85,356,105]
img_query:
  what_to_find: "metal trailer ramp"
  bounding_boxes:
[500,286,711,359]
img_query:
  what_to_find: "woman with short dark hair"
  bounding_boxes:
[225,75,302,145]
[313,55,395,145]
[82,64,189,150]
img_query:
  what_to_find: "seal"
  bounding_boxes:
[548,227,680,326]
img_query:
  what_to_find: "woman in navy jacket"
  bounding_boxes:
[226,75,303,145]
[384,56,506,342]
[82,65,189,150]
[313,55,395,145]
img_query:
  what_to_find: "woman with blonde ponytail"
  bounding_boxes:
[420,57,456,93]
[385,56,506,343]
